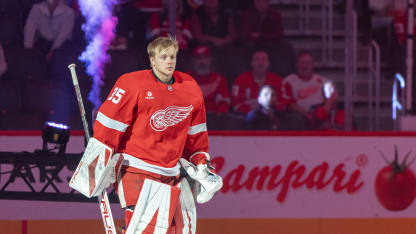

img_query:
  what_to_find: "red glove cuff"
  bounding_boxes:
[190,153,207,165]
[190,153,216,174]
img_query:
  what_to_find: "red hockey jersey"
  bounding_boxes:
[93,70,209,176]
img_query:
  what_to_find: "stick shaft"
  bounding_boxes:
[68,64,117,234]
[68,64,90,141]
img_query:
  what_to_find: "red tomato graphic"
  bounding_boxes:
[375,164,416,211]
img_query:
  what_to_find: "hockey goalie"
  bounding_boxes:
[70,35,223,234]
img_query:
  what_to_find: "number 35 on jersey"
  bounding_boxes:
[108,87,126,104]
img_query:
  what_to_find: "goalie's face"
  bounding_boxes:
[150,46,178,82]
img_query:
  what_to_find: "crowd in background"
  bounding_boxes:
[2,0,410,131]
[355,0,412,78]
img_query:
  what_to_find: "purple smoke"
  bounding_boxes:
[78,0,118,109]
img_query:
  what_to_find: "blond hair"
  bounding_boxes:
[147,35,179,58]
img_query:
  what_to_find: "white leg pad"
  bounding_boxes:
[126,179,175,234]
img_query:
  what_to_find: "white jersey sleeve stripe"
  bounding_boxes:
[188,123,207,135]
[96,112,129,132]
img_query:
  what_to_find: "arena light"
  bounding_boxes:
[42,121,70,154]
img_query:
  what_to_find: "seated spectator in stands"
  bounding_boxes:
[24,0,74,61]
[240,0,284,48]
[245,85,309,130]
[116,0,162,49]
[244,85,282,130]
[367,0,396,43]
[149,0,192,49]
[0,43,7,79]
[388,0,407,45]
[284,52,327,116]
[191,0,236,48]
[366,0,410,76]
[189,45,231,129]
[231,49,287,115]
[386,0,409,75]
[308,81,348,131]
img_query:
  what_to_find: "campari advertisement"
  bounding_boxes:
[201,135,416,218]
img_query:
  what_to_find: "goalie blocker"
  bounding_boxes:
[69,137,124,198]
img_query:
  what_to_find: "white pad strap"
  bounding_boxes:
[178,179,197,234]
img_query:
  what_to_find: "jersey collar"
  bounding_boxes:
[152,70,175,85]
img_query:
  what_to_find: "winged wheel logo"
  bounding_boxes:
[150,105,193,131]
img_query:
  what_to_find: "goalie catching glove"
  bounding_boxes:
[180,154,223,204]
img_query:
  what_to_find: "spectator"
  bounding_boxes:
[149,0,192,49]
[284,52,327,116]
[389,0,407,44]
[190,46,230,114]
[387,0,409,75]
[189,45,231,129]
[116,0,162,49]
[367,0,410,76]
[231,49,287,115]
[368,0,394,44]
[24,0,74,61]
[245,85,310,130]
[0,43,7,78]
[244,85,282,130]
[191,0,236,48]
[308,81,349,131]
[240,0,284,48]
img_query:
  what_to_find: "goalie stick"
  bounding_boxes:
[68,64,118,234]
